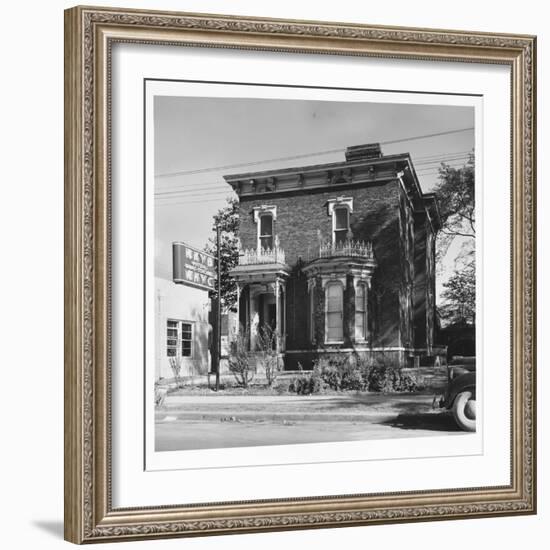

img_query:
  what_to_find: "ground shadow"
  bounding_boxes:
[33,520,64,539]
[379,411,463,431]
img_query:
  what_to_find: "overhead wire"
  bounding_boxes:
[154,127,474,179]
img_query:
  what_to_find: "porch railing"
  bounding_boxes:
[238,246,286,266]
[315,239,374,260]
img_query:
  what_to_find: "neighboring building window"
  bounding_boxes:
[333,207,349,245]
[326,282,344,342]
[355,283,367,341]
[181,322,193,357]
[166,320,193,357]
[259,213,273,250]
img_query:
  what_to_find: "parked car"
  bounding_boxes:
[439,357,476,432]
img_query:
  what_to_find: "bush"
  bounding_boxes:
[367,366,419,393]
[256,324,281,387]
[228,329,255,388]
[313,354,369,392]
[310,354,419,393]
[288,371,326,395]
[168,356,183,388]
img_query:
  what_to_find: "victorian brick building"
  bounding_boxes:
[226,143,441,369]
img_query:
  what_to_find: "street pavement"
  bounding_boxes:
[155,393,464,451]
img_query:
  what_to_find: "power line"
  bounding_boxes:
[155,189,235,201]
[154,128,474,179]
[153,153,471,196]
[155,152,471,192]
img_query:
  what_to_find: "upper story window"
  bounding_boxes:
[327,197,353,246]
[253,205,277,252]
[259,213,273,250]
[333,207,349,245]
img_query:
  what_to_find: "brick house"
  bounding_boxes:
[226,143,441,369]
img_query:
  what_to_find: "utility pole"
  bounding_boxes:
[215,224,221,392]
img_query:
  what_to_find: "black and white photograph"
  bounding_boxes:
[151,86,478,454]
[58,3,537,544]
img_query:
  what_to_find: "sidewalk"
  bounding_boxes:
[157,392,441,423]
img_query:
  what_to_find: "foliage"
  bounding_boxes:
[168,355,183,388]
[205,198,240,311]
[228,327,255,388]
[439,263,476,325]
[435,154,475,241]
[433,153,476,278]
[256,324,281,387]
[433,154,476,327]
[366,366,419,393]
[288,370,326,395]
[287,354,419,394]
[154,381,168,407]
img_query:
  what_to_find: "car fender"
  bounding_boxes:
[446,372,476,408]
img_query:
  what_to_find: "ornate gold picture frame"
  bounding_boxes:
[64,5,536,544]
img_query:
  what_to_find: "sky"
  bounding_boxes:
[153,96,475,296]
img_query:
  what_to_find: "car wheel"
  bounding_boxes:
[452,390,476,432]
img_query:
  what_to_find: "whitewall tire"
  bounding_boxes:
[452,390,476,432]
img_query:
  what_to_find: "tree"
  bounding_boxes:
[434,153,475,263]
[205,198,240,311]
[434,153,476,326]
[439,264,476,326]
[435,153,475,239]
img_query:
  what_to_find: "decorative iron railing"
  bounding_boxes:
[316,239,374,260]
[238,247,286,265]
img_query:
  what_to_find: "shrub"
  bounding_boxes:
[228,328,255,388]
[313,354,369,391]
[367,366,419,393]
[288,371,326,395]
[168,355,183,388]
[256,324,281,387]
[310,353,419,393]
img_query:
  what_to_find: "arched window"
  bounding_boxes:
[355,283,367,341]
[259,213,273,250]
[326,282,344,342]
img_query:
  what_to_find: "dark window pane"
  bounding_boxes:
[260,235,273,250]
[167,339,177,347]
[260,214,272,236]
[167,348,176,357]
[334,208,348,230]
[182,341,192,356]
[167,320,178,328]
[334,229,347,245]
[167,328,178,338]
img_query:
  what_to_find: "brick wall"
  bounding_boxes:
[238,180,403,348]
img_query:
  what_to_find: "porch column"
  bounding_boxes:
[249,288,260,351]
[274,279,280,357]
[281,282,286,352]
[235,283,241,335]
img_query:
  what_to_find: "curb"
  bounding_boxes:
[154,410,436,423]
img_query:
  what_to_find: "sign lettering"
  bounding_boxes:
[173,242,216,291]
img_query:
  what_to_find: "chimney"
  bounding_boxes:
[345,143,382,162]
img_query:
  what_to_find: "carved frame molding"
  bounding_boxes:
[64,5,536,543]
